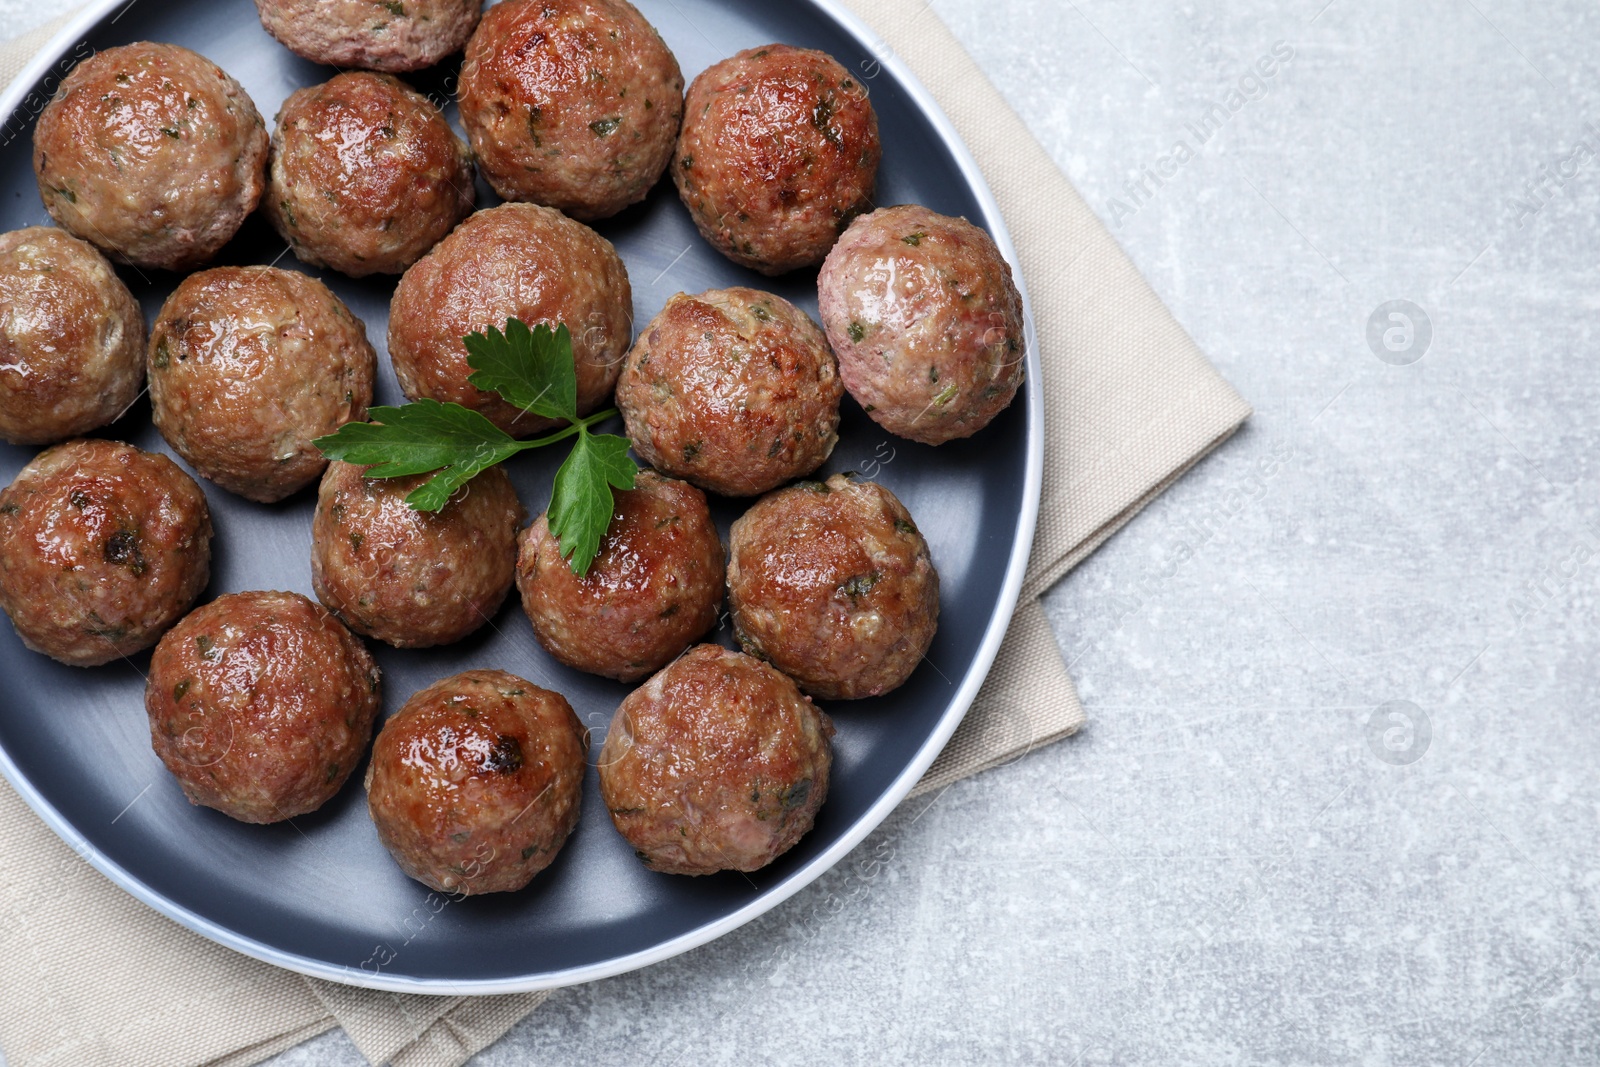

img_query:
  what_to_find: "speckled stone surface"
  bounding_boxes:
[4,1,1599,1064]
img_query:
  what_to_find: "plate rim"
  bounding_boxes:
[0,0,1046,994]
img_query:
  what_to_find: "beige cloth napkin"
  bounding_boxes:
[0,1,1250,1064]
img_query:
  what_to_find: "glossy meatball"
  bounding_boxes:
[517,470,722,681]
[818,206,1026,445]
[254,0,482,72]
[599,644,833,875]
[457,0,683,221]
[0,227,144,446]
[32,42,268,272]
[312,462,525,648]
[267,73,475,278]
[615,288,841,497]
[146,591,380,824]
[0,440,211,667]
[673,45,879,275]
[149,267,376,503]
[367,670,587,894]
[728,473,938,700]
[389,203,632,436]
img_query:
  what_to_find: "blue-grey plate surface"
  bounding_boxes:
[0,0,1042,992]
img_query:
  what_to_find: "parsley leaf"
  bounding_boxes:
[317,400,521,479]
[314,320,641,576]
[548,430,636,574]
[464,319,577,423]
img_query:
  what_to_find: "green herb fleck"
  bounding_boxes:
[903,232,926,246]
[172,679,191,702]
[103,530,146,575]
[195,634,215,659]
[380,0,405,15]
[839,571,881,599]
[934,383,959,406]
[485,735,523,774]
[811,96,840,145]
[847,321,865,343]
[783,779,812,810]
[894,518,916,535]
[152,338,170,369]
[589,117,621,137]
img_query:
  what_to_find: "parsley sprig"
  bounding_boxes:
[314,319,636,576]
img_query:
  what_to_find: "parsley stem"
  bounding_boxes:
[510,407,621,452]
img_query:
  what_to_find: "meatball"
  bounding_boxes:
[366,670,587,894]
[727,473,938,700]
[145,591,380,824]
[457,0,683,221]
[818,206,1026,445]
[254,0,482,72]
[0,227,144,446]
[615,288,841,497]
[312,462,525,648]
[673,45,879,275]
[32,42,268,272]
[389,203,632,436]
[266,73,475,278]
[598,644,833,875]
[517,470,722,681]
[149,266,376,503]
[0,439,211,667]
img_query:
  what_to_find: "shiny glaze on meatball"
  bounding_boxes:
[727,473,938,700]
[615,287,842,497]
[388,203,633,436]
[33,42,268,271]
[0,227,144,446]
[146,590,380,824]
[149,266,376,503]
[457,0,683,220]
[517,469,722,681]
[673,45,879,275]
[267,72,476,277]
[312,462,525,648]
[366,669,588,894]
[818,205,1025,445]
[598,644,834,875]
[0,439,211,667]
[254,0,482,72]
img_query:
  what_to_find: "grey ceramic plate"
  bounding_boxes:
[0,0,1042,992]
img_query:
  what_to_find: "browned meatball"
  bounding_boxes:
[366,670,587,894]
[389,203,632,436]
[145,591,380,824]
[32,42,268,272]
[598,644,833,875]
[254,0,482,72]
[615,288,841,497]
[457,0,683,221]
[818,206,1026,445]
[266,73,475,278]
[727,473,938,700]
[516,470,722,681]
[149,267,376,503]
[673,45,879,275]
[0,440,211,667]
[0,227,144,446]
[312,462,525,648]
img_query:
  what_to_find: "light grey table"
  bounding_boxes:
[4,1,1597,1063]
